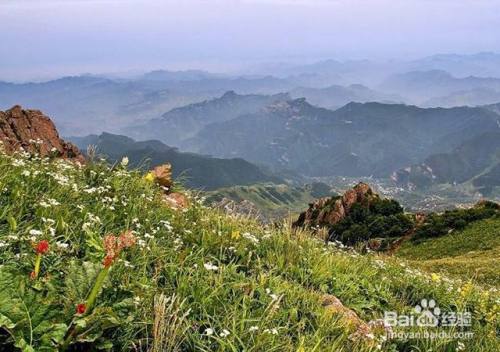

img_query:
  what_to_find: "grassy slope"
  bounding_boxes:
[0,151,498,351]
[396,217,500,286]
[206,183,332,220]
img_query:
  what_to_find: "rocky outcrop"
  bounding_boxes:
[0,105,84,162]
[148,163,189,210]
[293,182,376,228]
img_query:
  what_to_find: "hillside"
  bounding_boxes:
[392,131,500,195]
[69,132,281,190]
[396,217,500,286]
[206,182,336,220]
[0,149,498,351]
[186,99,500,177]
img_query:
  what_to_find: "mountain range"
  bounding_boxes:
[126,91,290,145]
[69,132,282,190]
[380,70,500,106]
[183,99,500,177]
[392,131,500,195]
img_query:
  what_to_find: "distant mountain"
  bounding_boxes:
[290,84,402,109]
[392,132,500,194]
[69,132,282,190]
[0,74,295,136]
[408,52,500,78]
[127,91,290,145]
[424,87,500,107]
[380,70,500,105]
[140,69,221,81]
[256,59,397,87]
[186,99,500,177]
[0,76,212,135]
[483,102,500,115]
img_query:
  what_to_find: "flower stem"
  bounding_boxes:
[86,265,110,311]
[33,253,41,278]
[61,265,111,350]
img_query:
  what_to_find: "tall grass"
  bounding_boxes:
[0,149,497,351]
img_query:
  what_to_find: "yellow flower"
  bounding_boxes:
[231,230,241,240]
[144,172,155,183]
[460,282,474,298]
[431,273,441,282]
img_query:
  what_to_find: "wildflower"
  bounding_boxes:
[76,303,86,314]
[220,329,230,338]
[431,273,441,282]
[35,240,50,254]
[204,328,214,336]
[264,328,278,335]
[242,232,259,244]
[29,229,43,236]
[121,156,129,167]
[102,230,137,267]
[31,240,49,279]
[144,172,155,183]
[249,326,259,332]
[204,262,219,271]
[56,242,69,250]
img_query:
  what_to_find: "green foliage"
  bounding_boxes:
[413,201,499,241]
[0,151,498,351]
[330,199,414,245]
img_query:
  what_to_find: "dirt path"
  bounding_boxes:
[386,213,426,255]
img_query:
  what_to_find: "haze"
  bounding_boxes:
[1,0,499,81]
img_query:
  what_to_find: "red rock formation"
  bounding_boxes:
[0,105,84,162]
[293,182,376,228]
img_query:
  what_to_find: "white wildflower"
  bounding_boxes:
[29,229,43,236]
[204,262,218,271]
[121,156,129,167]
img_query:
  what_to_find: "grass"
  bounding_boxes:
[396,217,500,285]
[205,183,334,220]
[0,149,498,351]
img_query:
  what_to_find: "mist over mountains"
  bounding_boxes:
[1,52,500,200]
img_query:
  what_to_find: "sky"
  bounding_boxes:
[1,0,500,81]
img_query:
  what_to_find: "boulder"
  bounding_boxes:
[0,105,84,163]
[293,182,376,229]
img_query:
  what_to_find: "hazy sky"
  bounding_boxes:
[1,0,500,81]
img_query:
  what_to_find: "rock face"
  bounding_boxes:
[0,105,84,162]
[293,182,376,228]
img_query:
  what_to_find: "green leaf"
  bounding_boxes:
[64,260,101,304]
[0,268,66,351]
[7,215,17,231]
[14,338,35,352]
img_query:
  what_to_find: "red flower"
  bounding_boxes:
[76,303,86,314]
[35,240,49,254]
[103,255,114,268]
[102,231,136,268]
